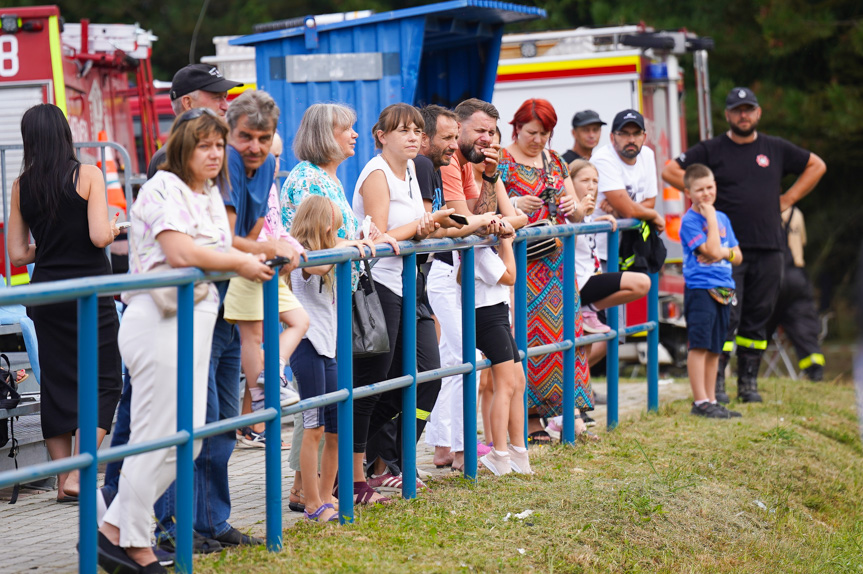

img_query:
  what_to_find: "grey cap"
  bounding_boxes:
[571,110,607,128]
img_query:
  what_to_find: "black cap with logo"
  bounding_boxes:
[611,109,645,132]
[725,87,759,109]
[170,64,243,101]
[571,110,607,128]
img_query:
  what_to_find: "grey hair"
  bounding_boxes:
[293,103,357,165]
[226,90,280,132]
[170,93,189,116]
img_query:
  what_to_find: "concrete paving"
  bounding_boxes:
[0,379,689,573]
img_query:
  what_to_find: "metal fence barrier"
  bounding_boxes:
[0,218,658,573]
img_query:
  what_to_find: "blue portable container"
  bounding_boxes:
[232,0,544,199]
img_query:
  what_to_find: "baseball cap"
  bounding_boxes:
[571,110,607,128]
[611,109,645,132]
[170,64,243,101]
[725,87,758,109]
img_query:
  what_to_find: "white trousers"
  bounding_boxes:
[103,295,216,548]
[424,259,479,452]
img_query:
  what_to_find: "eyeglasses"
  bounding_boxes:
[174,107,219,130]
[613,130,645,139]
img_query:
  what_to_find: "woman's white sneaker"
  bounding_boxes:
[480,449,512,476]
[508,445,533,474]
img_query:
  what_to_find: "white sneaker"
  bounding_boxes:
[280,384,300,407]
[581,309,611,334]
[507,445,533,474]
[480,450,512,476]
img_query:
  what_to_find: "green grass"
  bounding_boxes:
[197,378,863,573]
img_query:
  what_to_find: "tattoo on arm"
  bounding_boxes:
[472,180,497,215]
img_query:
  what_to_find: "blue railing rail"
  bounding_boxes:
[0,218,659,573]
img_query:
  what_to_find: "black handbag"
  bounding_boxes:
[525,152,562,262]
[0,354,20,410]
[352,260,390,358]
[619,220,667,273]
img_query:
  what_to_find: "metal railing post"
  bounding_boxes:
[562,233,577,445]
[514,240,529,446]
[647,272,660,412]
[175,283,195,574]
[77,294,98,574]
[460,247,477,480]
[606,230,620,430]
[400,253,417,499]
[263,271,282,550]
[336,261,355,523]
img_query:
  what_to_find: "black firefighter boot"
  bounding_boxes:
[715,352,731,404]
[736,350,763,403]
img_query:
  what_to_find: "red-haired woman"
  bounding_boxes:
[498,98,596,443]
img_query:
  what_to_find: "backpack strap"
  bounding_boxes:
[6,418,19,504]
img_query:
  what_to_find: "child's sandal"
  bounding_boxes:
[289,487,305,512]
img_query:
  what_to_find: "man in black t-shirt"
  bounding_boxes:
[562,109,606,165]
[663,87,826,403]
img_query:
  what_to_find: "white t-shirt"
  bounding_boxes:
[353,155,425,297]
[575,234,601,291]
[591,143,658,260]
[473,247,510,308]
[290,268,336,358]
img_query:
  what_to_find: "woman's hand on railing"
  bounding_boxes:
[413,211,441,241]
[432,208,461,229]
[237,253,275,282]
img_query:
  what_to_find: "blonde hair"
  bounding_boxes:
[568,159,597,180]
[290,195,342,287]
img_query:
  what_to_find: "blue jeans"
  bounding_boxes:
[0,305,41,384]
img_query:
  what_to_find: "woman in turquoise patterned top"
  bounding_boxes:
[281,103,396,289]
[279,103,395,512]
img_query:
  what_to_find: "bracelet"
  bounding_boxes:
[728,248,735,261]
[482,172,499,184]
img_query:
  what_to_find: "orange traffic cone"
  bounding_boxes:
[96,130,127,218]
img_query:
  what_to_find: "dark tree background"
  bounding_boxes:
[4,0,860,337]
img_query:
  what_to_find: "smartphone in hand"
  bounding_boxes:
[116,221,132,231]
[449,213,470,225]
[264,256,291,268]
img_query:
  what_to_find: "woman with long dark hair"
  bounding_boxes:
[7,103,123,503]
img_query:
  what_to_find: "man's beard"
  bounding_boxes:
[459,139,485,164]
[429,145,453,169]
[619,144,640,160]
[729,119,757,137]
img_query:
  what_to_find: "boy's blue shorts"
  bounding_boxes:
[684,288,730,354]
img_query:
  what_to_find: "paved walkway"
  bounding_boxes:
[0,380,689,573]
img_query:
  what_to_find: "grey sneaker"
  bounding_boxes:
[507,445,533,474]
[691,402,731,419]
[480,449,512,476]
[715,403,742,418]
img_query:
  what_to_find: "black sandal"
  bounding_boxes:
[527,430,552,446]
[288,487,305,513]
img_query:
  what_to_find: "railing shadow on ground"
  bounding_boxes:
[0,218,659,574]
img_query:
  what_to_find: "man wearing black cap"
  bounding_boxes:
[663,87,826,403]
[592,109,666,265]
[562,109,606,164]
[146,64,243,178]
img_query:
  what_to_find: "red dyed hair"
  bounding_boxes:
[509,98,558,143]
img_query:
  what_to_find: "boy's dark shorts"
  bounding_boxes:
[684,288,730,354]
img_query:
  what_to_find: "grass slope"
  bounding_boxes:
[197,378,862,573]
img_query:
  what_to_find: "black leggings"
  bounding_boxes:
[579,272,624,307]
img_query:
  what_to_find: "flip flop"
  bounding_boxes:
[527,430,552,446]
[288,487,305,513]
[57,494,79,504]
[15,370,28,383]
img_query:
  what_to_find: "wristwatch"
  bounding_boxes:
[482,172,499,184]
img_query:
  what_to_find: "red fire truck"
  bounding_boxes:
[0,5,159,283]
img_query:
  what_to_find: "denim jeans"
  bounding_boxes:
[0,305,41,384]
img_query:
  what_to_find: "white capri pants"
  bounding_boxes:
[102,295,216,548]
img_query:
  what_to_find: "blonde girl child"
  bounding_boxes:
[290,195,371,522]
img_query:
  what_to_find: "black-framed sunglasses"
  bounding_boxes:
[613,129,645,139]
[174,107,219,129]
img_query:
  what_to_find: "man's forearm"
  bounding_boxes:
[469,179,498,215]
[780,154,827,210]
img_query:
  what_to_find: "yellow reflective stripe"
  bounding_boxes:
[620,254,635,270]
[416,408,431,421]
[735,336,767,350]
[640,220,650,240]
[722,341,735,352]
[10,273,30,286]
[48,16,67,115]
[798,353,825,369]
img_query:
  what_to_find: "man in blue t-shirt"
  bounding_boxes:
[680,164,743,419]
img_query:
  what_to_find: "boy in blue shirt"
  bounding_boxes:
[680,164,744,418]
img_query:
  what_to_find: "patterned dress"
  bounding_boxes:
[498,148,593,417]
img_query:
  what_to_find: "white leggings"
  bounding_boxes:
[102,295,216,548]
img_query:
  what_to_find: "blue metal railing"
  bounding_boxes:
[0,218,659,573]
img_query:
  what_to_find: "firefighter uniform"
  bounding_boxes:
[766,207,825,381]
[675,129,812,402]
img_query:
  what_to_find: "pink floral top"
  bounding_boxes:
[124,170,232,305]
[258,183,305,256]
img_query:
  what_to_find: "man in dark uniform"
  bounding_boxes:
[766,207,825,381]
[663,87,826,402]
